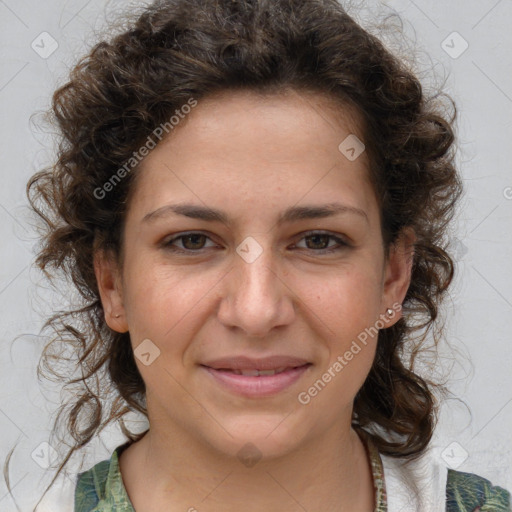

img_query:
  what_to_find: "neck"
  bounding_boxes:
[119,420,375,512]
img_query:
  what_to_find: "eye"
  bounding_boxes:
[163,230,349,255]
[294,231,349,254]
[164,232,217,252]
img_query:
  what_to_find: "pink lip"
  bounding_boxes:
[201,363,312,398]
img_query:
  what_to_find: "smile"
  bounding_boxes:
[201,363,312,398]
[216,367,290,376]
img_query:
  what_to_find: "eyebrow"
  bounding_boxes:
[142,202,368,225]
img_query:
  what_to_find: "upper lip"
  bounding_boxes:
[202,356,311,371]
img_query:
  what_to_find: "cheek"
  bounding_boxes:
[297,263,384,332]
[293,265,382,381]
[296,270,381,416]
[122,266,216,394]
[121,259,214,347]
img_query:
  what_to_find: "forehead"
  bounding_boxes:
[156,88,366,158]
[126,89,377,224]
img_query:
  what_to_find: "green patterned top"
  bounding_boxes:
[74,434,510,512]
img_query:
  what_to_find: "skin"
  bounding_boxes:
[94,88,415,511]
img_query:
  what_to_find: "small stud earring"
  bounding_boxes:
[386,308,393,316]
[114,313,121,318]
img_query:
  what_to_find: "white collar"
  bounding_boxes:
[381,443,448,512]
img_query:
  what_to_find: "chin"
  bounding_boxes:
[201,413,309,463]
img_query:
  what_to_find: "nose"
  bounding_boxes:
[217,240,295,338]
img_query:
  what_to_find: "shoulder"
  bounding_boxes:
[74,456,112,511]
[446,468,511,511]
[74,441,134,512]
[380,447,511,512]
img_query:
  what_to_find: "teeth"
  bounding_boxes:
[240,369,260,376]
[257,369,278,376]
[233,367,288,376]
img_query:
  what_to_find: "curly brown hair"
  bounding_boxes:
[13,0,463,506]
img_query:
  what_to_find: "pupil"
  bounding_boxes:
[184,234,205,249]
[307,234,328,249]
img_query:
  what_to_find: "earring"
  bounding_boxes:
[386,308,393,316]
[114,313,121,318]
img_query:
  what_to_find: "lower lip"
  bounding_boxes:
[202,365,311,398]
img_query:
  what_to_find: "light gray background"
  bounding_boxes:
[1,0,511,509]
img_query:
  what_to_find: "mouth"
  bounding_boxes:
[200,357,312,397]
[212,366,297,376]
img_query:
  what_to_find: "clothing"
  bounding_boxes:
[74,434,511,512]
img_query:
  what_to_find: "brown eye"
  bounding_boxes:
[304,234,331,250]
[165,232,216,252]
[294,232,349,254]
[180,234,208,250]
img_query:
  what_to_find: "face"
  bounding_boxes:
[95,89,413,460]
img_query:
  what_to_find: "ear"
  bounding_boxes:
[94,249,129,333]
[379,226,416,326]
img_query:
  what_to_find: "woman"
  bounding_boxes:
[22,0,511,510]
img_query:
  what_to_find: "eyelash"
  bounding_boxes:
[163,231,349,255]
